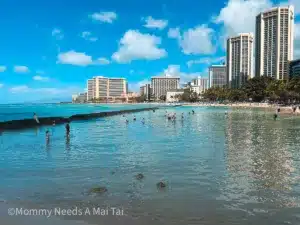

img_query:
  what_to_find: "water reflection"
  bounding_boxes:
[65,134,70,152]
[223,109,300,210]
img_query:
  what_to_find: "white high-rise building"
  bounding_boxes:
[227,33,254,88]
[87,76,127,101]
[151,74,180,99]
[255,6,294,80]
[190,76,209,94]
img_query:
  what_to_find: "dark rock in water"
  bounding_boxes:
[89,187,107,194]
[0,107,159,131]
[135,173,144,180]
[156,181,167,189]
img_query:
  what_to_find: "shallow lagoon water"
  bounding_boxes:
[1,106,300,225]
[0,103,157,122]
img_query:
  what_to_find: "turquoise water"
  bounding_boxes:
[0,103,157,122]
[1,107,300,224]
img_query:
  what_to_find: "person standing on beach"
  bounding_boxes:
[293,106,297,114]
[33,113,40,124]
[277,107,280,113]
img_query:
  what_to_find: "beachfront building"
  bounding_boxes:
[140,84,152,101]
[72,92,87,103]
[166,89,184,102]
[209,65,227,88]
[190,76,208,94]
[151,74,180,100]
[87,76,127,101]
[289,59,300,78]
[255,6,294,80]
[227,33,254,88]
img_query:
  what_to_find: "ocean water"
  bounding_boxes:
[0,103,157,122]
[1,106,300,225]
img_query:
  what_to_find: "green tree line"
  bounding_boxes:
[202,76,300,103]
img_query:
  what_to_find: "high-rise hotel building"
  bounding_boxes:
[227,33,254,88]
[151,75,180,99]
[209,65,227,88]
[87,76,127,101]
[255,6,294,80]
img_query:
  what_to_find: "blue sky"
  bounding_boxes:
[0,0,299,103]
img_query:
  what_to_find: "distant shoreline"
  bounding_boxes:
[182,102,300,115]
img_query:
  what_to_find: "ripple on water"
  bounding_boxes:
[1,107,300,224]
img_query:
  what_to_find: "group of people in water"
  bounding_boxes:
[33,104,299,143]
[32,113,70,143]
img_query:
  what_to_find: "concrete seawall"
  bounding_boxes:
[0,107,159,131]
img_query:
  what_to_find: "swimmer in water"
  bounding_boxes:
[126,119,129,124]
[181,113,184,119]
[192,110,195,114]
[142,118,145,124]
[274,113,278,120]
[133,116,136,121]
[46,130,50,142]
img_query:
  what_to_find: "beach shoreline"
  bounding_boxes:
[182,102,300,115]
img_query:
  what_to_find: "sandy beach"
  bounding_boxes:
[182,102,300,115]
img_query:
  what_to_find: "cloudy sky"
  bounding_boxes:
[0,0,299,103]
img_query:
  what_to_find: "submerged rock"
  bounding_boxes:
[89,187,107,194]
[156,181,167,189]
[135,173,145,180]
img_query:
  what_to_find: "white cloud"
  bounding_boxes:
[143,16,168,30]
[90,11,117,23]
[112,30,167,63]
[214,0,272,43]
[0,66,6,72]
[159,65,205,84]
[58,51,93,66]
[168,27,180,39]
[288,0,300,15]
[95,57,110,65]
[33,75,49,81]
[81,31,98,42]
[179,25,216,55]
[58,51,110,66]
[10,85,30,93]
[14,66,30,73]
[187,56,225,68]
[52,28,64,40]
[0,83,3,88]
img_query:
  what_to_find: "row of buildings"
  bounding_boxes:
[209,5,300,89]
[73,6,300,103]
